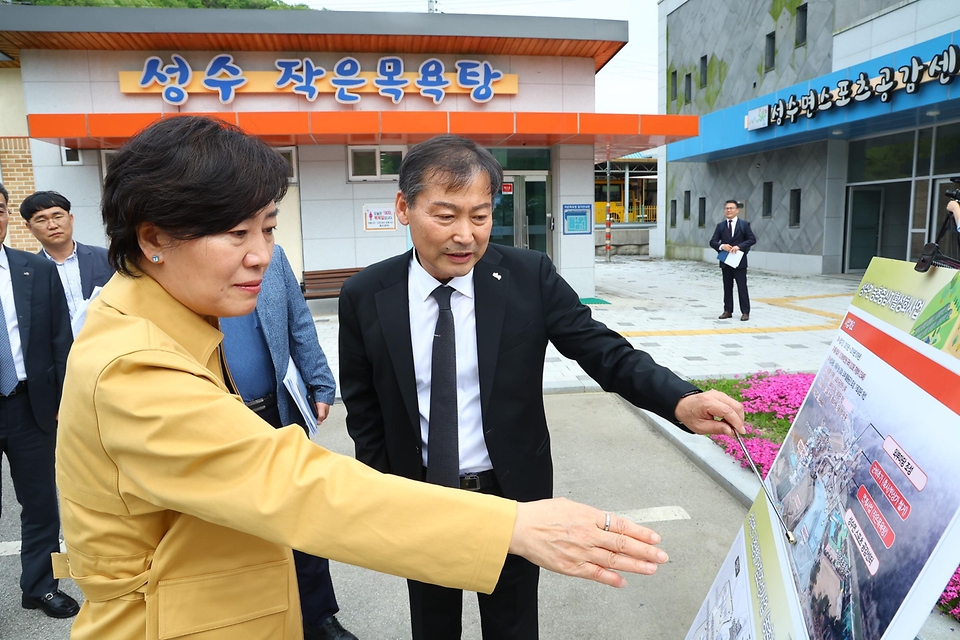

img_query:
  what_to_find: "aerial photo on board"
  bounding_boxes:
[767,321,960,640]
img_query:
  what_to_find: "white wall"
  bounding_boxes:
[551,144,597,297]
[299,145,408,271]
[833,0,960,71]
[19,50,594,116]
[0,69,28,137]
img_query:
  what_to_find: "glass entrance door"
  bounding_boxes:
[490,175,551,256]
[847,187,884,271]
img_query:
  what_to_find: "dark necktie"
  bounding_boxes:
[728,219,734,238]
[426,285,459,487]
[0,295,20,396]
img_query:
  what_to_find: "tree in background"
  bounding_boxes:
[9,0,316,10]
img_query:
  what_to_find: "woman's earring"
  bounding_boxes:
[151,255,160,263]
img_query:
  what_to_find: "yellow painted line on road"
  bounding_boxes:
[758,293,853,301]
[620,323,838,337]
[754,293,853,320]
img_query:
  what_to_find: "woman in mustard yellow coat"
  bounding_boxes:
[54,116,670,639]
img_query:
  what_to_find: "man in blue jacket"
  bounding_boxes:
[221,244,355,640]
[20,191,113,326]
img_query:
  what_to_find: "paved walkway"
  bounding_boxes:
[310,256,862,391]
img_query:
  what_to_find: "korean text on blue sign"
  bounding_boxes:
[765,44,959,126]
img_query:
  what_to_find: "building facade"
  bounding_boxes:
[656,0,960,274]
[0,5,697,296]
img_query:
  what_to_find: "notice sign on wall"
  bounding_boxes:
[687,257,960,640]
[363,203,396,231]
[562,204,593,235]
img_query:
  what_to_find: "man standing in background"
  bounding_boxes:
[0,184,76,618]
[221,243,356,640]
[709,199,756,322]
[19,191,113,326]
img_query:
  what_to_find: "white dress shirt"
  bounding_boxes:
[408,252,492,474]
[0,247,28,381]
[42,244,83,320]
[727,217,738,237]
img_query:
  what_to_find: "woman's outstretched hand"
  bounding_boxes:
[509,498,668,588]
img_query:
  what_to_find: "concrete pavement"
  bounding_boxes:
[2,256,957,638]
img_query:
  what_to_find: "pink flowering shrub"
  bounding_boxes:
[740,370,816,423]
[710,424,780,478]
[940,566,960,620]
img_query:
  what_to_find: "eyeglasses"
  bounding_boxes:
[30,213,69,226]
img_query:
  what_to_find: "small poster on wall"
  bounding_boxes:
[363,203,396,231]
[562,204,593,235]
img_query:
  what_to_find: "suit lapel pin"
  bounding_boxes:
[492,272,501,280]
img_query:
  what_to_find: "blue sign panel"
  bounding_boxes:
[562,204,593,235]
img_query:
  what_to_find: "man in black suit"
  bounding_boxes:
[338,136,745,640]
[20,191,113,328]
[709,199,757,322]
[0,184,77,618]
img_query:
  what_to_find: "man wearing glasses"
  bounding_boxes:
[709,199,756,322]
[20,191,113,327]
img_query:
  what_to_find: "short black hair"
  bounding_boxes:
[102,116,289,277]
[398,134,503,208]
[20,191,72,221]
[0,184,8,207]
[725,199,739,208]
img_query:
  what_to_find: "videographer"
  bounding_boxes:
[949,199,960,229]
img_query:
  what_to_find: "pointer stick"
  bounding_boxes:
[734,431,797,545]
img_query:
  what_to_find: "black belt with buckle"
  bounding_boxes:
[459,469,498,492]
[2,380,28,398]
[243,392,276,414]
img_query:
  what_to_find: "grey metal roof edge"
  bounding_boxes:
[0,5,628,43]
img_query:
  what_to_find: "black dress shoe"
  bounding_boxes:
[718,311,732,319]
[22,590,80,618]
[304,615,359,640]
[741,313,750,321]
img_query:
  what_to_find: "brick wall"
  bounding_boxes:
[0,137,41,251]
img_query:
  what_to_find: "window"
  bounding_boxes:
[700,55,708,89]
[276,147,298,184]
[848,131,915,182]
[61,146,82,166]
[698,197,706,227]
[100,149,118,180]
[796,4,808,47]
[789,189,801,227]
[684,73,692,103]
[594,182,623,204]
[670,199,677,227]
[348,145,406,181]
[670,70,678,101]
[683,191,691,219]
[762,182,773,218]
[765,32,776,72]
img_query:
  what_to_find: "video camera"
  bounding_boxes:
[917,176,960,271]
[946,176,960,201]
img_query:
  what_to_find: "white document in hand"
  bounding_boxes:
[723,250,744,268]
[71,286,103,338]
[283,356,319,436]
